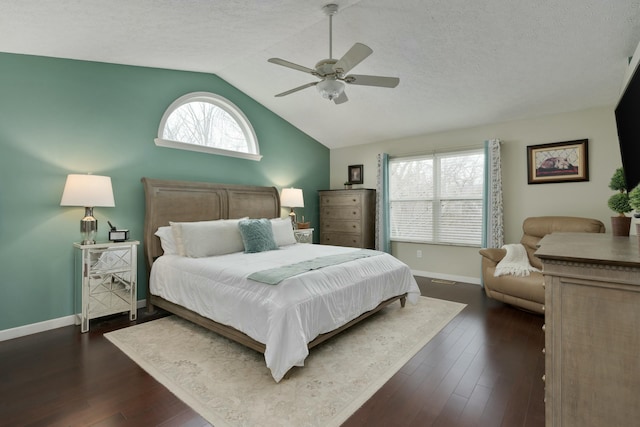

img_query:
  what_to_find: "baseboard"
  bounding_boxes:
[411,270,481,286]
[0,299,147,342]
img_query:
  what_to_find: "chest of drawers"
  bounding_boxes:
[537,233,640,426]
[318,189,375,248]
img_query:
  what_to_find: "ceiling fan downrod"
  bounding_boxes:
[323,4,339,60]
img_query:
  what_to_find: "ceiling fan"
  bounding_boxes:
[268,3,400,104]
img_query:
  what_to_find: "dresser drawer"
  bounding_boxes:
[321,206,361,220]
[320,232,363,248]
[321,220,362,233]
[320,193,362,207]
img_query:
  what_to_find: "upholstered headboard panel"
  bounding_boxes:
[141,177,280,271]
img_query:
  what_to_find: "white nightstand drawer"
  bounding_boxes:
[293,228,314,244]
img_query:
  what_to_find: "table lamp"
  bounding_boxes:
[60,174,115,244]
[280,188,304,228]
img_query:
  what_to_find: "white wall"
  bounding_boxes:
[330,106,625,283]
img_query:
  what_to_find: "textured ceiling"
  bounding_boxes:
[1,0,640,148]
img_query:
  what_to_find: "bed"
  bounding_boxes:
[142,177,420,381]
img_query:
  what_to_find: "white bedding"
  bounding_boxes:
[150,243,420,382]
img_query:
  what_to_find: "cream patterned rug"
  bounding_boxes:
[105,297,465,427]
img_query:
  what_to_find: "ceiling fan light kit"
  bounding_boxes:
[317,78,344,100]
[268,3,399,104]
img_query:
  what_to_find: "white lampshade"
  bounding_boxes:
[280,188,304,208]
[61,174,115,245]
[60,174,115,207]
[316,79,345,101]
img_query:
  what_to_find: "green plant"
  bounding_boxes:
[607,167,632,215]
[629,185,640,212]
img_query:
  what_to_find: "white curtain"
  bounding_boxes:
[375,153,390,253]
[483,139,504,249]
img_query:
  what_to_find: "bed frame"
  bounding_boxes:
[141,177,406,355]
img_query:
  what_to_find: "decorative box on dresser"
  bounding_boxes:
[318,189,375,248]
[536,232,640,427]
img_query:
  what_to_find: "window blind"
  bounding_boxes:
[389,150,484,246]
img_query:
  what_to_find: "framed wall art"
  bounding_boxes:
[348,164,363,184]
[526,139,589,184]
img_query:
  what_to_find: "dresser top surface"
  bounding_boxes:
[536,232,640,267]
[319,189,375,192]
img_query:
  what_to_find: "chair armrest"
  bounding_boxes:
[479,248,506,264]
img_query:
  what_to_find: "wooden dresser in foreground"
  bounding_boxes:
[318,189,375,248]
[536,232,640,427]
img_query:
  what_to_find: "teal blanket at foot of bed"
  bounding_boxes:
[248,249,384,285]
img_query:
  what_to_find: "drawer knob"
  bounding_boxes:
[542,348,545,354]
[542,324,546,331]
[542,374,545,383]
[352,199,356,202]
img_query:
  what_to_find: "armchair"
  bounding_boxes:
[479,216,605,313]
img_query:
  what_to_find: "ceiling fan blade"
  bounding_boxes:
[333,43,373,74]
[274,82,318,97]
[268,58,316,74]
[344,74,400,88]
[333,91,348,104]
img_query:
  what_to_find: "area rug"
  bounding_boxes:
[105,297,465,427]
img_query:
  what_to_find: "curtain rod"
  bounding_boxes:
[388,142,486,159]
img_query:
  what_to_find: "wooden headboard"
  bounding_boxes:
[141,177,280,271]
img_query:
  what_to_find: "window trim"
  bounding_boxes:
[154,92,262,161]
[389,148,484,247]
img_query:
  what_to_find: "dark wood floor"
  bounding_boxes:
[0,278,545,427]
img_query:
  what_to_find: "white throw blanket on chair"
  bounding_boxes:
[494,243,540,277]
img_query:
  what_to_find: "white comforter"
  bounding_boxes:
[150,244,420,382]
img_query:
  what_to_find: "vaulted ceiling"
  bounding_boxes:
[2,0,639,148]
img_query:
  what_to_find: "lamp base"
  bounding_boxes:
[289,209,297,229]
[80,207,97,245]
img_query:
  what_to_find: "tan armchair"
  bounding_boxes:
[479,216,605,313]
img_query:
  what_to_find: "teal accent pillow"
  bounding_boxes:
[238,219,279,253]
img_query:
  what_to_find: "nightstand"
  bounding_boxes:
[293,228,314,244]
[74,240,139,332]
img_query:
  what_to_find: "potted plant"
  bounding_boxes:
[607,167,633,236]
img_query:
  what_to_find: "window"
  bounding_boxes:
[389,149,484,246]
[155,92,262,161]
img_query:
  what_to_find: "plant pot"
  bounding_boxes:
[344,184,352,190]
[611,216,632,236]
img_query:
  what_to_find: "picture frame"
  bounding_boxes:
[526,139,589,184]
[348,164,363,184]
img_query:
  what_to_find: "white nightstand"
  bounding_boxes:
[74,240,139,332]
[293,228,314,244]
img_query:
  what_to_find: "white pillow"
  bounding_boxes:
[154,226,178,255]
[270,217,297,246]
[170,218,246,257]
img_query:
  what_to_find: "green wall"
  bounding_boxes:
[0,53,329,331]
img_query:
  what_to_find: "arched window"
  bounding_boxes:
[155,92,261,161]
